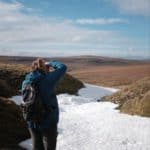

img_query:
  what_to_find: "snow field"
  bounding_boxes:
[11,84,150,150]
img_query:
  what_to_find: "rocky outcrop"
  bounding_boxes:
[0,96,30,149]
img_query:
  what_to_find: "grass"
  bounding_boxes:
[103,77,150,117]
[70,64,150,88]
[0,63,28,96]
[1,55,149,88]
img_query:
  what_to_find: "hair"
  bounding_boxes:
[31,58,47,73]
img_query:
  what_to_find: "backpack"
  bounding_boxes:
[20,83,47,123]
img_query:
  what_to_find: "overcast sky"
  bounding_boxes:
[0,0,150,59]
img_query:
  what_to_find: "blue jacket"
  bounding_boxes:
[22,60,67,129]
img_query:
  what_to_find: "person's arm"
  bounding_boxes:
[46,60,67,82]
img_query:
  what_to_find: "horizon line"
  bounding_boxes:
[0,54,150,61]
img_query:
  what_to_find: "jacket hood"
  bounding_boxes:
[21,70,45,91]
[26,70,45,84]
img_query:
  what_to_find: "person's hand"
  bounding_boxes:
[45,62,54,72]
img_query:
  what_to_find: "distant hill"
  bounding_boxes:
[103,77,150,117]
[0,55,149,88]
[0,55,149,69]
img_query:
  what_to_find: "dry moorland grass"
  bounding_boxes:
[104,77,150,117]
[69,64,150,88]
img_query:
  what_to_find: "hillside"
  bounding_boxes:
[0,55,149,70]
[71,64,150,87]
[0,55,149,88]
[103,77,150,117]
[0,63,84,97]
[0,62,84,149]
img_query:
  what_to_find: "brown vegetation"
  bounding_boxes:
[103,77,150,117]
[70,64,150,88]
[0,63,28,96]
[0,55,150,88]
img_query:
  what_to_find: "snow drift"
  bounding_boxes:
[11,84,150,150]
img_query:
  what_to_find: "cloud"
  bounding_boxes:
[112,0,150,16]
[0,1,24,24]
[0,15,120,44]
[0,1,23,11]
[75,18,127,25]
[0,1,126,53]
[0,1,146,58]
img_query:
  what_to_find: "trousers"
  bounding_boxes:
[28,125,57,150]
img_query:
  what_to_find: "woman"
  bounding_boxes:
[22,58,67,150]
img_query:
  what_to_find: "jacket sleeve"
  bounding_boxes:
[46,60,67,82]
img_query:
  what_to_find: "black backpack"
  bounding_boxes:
[20,83,47,123]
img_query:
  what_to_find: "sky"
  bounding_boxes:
[0,0,150,59]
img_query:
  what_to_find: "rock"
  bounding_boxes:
[0,96,30,149]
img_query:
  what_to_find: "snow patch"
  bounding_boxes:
[10,84,150,150]
[11,95,22,105]
[78,83,118,99]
